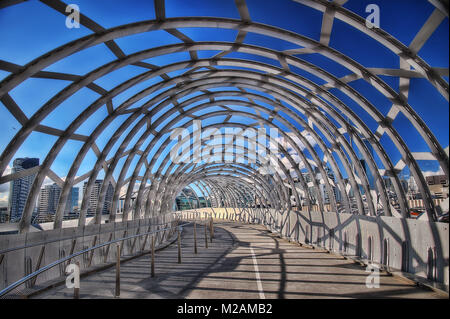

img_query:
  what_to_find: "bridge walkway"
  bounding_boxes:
[33,222,444,299]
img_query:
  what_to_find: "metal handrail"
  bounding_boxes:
[0,220,178,255]
[0,218,190,298]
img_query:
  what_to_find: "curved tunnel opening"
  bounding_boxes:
[0,0,448,291]
[0,0,447,231]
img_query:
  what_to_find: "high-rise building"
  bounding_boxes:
[319,167,341,204]
[68,187,79,213]
[359,159,375,190]
[38,183,61,216]
[37,183,79,217]
[400,178,409,193]
[353,138,376,190]
[383,177,393,191]
[103,181,114,214]
[83,180,114,215]
[0,207,8,223]
[408,175,418,193]
[8,158,39,222]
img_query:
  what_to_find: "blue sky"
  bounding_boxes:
[0,0,448,206]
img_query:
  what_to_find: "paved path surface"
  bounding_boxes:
[34,222,445,299]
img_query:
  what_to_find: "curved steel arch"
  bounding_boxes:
[0,0,447,233]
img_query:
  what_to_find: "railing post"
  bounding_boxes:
[88,236,97,268]
[67,239,77,266]
[151,235,155,278]
[115,244,120,298]
[209,217,213,243]
[212,216,214,238]
[194,221,198,254]
[177,226,182,264]
[141,233,149,253]
[104,234,113,263]
[31,245,46,287]
[204,223,208,248]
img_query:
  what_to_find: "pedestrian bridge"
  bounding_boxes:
[0,209,448,298]
[0,0,448,299]
[29,218,447,299]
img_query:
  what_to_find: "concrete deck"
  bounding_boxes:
[33,222,446,299]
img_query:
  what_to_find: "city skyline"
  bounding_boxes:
[3,156,117,222]
[1,153,447,223]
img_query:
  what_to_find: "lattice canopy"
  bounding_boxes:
[0,0,448,233]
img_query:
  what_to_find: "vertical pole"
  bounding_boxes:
[115,244,120,298]
[177,227,182,264]
[151,235,155,278]
[74,261,80,299]
[204,223,208,248]
[209,217,213,242]
[194,221,198,254]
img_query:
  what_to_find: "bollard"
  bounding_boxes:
[74,261,80,299]
[115,244,120,298]
[177,226,182,264]
[204,223,208,248]
[151,235,155,278]
[194,221,198,254]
